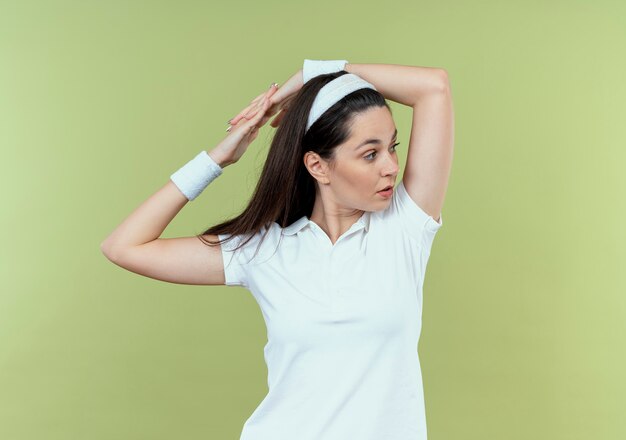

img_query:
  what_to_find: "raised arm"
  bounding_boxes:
[100,85,279,286]
[100,157,227,286]
[345,63,454,222]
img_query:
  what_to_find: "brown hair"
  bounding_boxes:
[197,71,390,255]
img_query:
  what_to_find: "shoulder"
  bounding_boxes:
[370,180,443,245]
[218,222,283,265]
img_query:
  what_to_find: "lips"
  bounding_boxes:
[378,184,393,192]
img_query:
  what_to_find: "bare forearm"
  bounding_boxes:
[345,62,448,106]
[100,149,225,257]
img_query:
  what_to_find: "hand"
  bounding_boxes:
[228,69,304,129]
[210,85,279,167]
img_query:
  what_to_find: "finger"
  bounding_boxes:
[247,89,271,107]
[246,86,279,118]
[260,90,282,120]
[229,92,280,132]
[245,97,271,132]
[237,97,269,123]
[267,87,288,107]
[230,85,279,125]
[231,98,265,130]
[267,97,292,126]
[227,90,268,126]
[252,83,278,103]
[259,105,278,127]
[234,98,267,136]
[229,101,258,126]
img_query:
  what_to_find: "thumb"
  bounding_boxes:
[270,108,287,127]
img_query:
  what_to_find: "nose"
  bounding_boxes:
[381,152,399,177]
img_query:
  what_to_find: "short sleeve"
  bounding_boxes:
[218,226,277,289]
[391,180,443,251]
[218,233,251,288]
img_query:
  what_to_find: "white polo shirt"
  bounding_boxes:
[219,180,443,440]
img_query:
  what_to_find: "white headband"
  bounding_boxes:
[306,73,377,132]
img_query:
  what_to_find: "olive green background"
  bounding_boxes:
[1,0,625,439]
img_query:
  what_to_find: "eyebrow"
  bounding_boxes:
[354,128,398,151]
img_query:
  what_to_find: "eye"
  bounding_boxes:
[364,142,400,161]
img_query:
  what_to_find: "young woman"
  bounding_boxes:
[101,59,454,440]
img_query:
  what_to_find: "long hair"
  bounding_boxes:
[197,71,390,255]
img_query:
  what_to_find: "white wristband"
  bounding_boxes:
[303,59,349,83]
[170,150,223,201]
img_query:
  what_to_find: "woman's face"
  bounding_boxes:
[326,106,400,211]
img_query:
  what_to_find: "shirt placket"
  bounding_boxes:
[328,246,339,318]
[312,221,362,320]
[328,238,357,321]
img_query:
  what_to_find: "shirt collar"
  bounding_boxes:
[282,211,371,236]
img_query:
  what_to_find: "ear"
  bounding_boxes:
[303,151,330,185]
